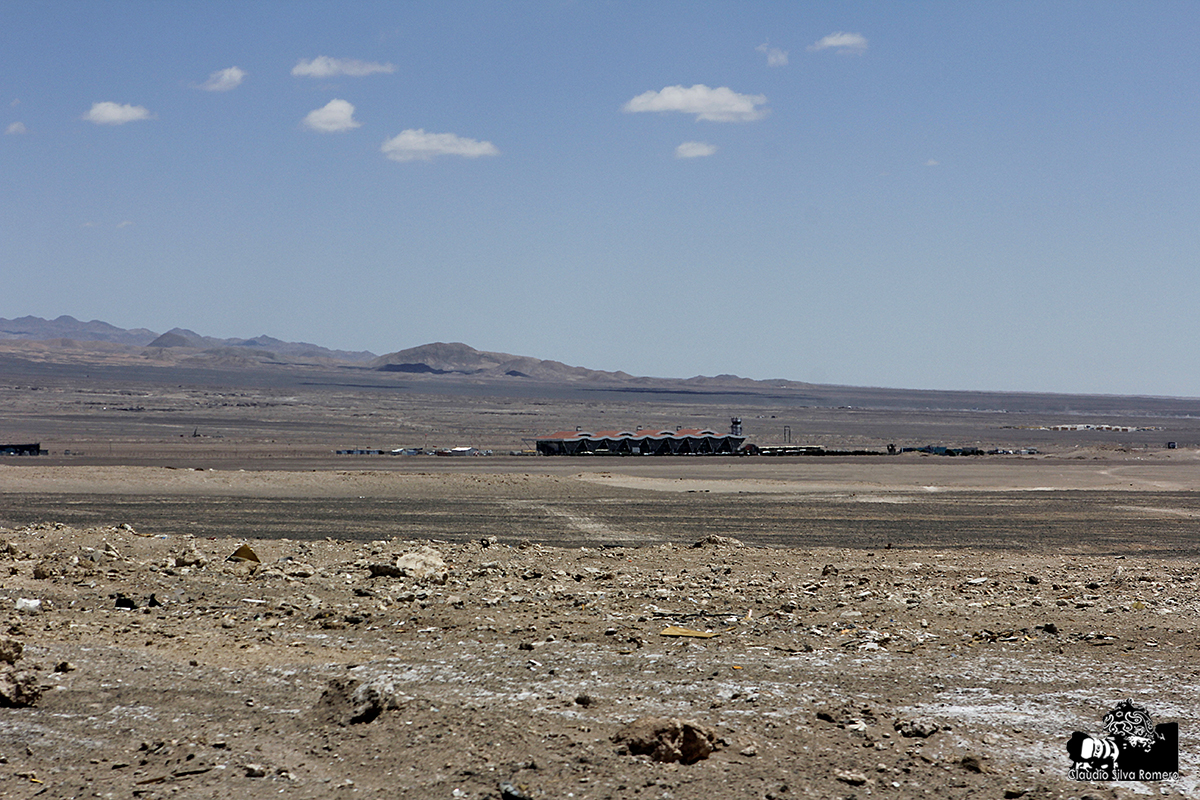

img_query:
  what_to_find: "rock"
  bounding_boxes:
[174,540,207,568]
[367,562,404,578]
[284,562,315,579]
[15,598,41,614]
[895,717,940,738]
[370,547,448,585]
[691,535,743,548]
[0,539,27,559]
[959,755,985,773]
[244,763,267,778]
[499,782,534,800]
[0,638,22,665]
[348,673,412,724]
[0,668,41,707]
[612,716,719,764]
[835,769,869,785]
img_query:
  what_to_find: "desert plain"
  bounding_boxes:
[0,345,1197,799]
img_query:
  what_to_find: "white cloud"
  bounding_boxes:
[302,99,361,133]
[380,129,499,162]
[676,141,717,158]
[116,220,133,228]
[5,121,26,135]
[623,84,768,122]
[292,56,395,78]
[807,32,868,54]
[925,159,940,167]
[198,66,246,92]
[83,102,154,125]
[756,42,788,67]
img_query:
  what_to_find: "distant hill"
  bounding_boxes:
[0,314,158,346]
[0,316,376,363]
[371,342,638,383]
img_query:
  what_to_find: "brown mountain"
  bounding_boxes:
[371,342,635,383]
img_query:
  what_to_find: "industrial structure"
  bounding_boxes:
[0,443,43,456]
[536,421,745,456]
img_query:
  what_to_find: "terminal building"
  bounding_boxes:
[536,421,745,456]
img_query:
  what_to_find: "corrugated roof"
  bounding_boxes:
[540,428,723,440]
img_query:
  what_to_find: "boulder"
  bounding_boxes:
[612,716,719,764]
[0,668,41,708]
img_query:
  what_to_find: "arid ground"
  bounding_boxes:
[0,354,1197,799]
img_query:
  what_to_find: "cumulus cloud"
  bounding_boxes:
[757,42,788,66]
[292,56,395,78]
[198,66,246,91]
[675,141,717,158]
[380,129,499,162]
[303,99,361,133]
[808,32,868,54]
[83,102,154,125]
[5,121,26,135]
[623,84,768,122]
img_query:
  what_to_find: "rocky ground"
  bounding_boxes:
[1,517,1196,799]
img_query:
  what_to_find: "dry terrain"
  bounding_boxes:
[0,349,1198,799]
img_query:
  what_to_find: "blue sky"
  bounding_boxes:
[2,2,1198,396]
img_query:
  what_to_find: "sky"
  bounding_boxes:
[2,1,1199,397]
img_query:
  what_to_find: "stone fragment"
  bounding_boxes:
[0,668,41,707]
[612,716,719,764]
[894,717,940,738]
[284,562,315,578]
[0,638,22,665]
[499,782,534,800]
[959,754,985,773]
[691,535,743,548]
[835,769,869,785]
[174,540,207,568]
[312,673,416,726]
[370,547,447,585]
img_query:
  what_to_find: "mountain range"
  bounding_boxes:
[3,315,1199,417]
[0,315,376,363]
[0,315,748,387]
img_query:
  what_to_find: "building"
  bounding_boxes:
[0,443,43,456]
[536,427,745,456]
